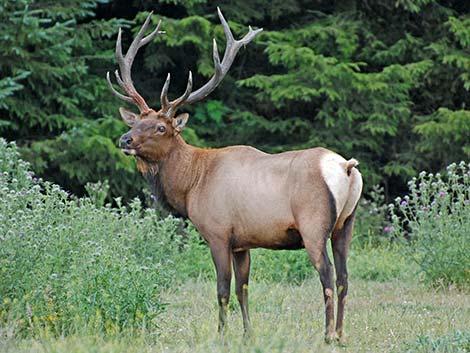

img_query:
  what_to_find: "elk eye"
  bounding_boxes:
[156,125,166,134]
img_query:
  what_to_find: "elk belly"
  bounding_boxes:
[228,182,300,250]
[231,225,304,251]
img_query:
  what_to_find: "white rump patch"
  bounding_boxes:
[320,153,351,218]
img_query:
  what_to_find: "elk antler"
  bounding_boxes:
[159,7,263,118]
[107,12,164,114]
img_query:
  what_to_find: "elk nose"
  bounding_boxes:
[120,134,133,148]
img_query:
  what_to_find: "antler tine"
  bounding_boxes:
[212,38,223,79]
[167,71,193,116]
[160,73,171,112]
[114,70,125,88]
[126,12,155,57]
[140,19,163,47]
[183,7,263,106]
[115,28,124,63]
[217,7,234,47]
[160,71,194,118]
[108,12,164,113]
[106,71,134,104]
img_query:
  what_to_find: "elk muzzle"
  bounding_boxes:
[120,133,137,155]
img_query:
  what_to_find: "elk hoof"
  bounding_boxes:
[324,332,339,344]
[336,331,347,346]
[242,329,254,344]
[243,327,253,338]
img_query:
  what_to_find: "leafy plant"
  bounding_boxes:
[390,162,470,288]
[84,179,110,207]
[0,139,182,336]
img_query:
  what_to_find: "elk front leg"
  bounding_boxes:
[331,211,356,344]
[233,250,252,336]
[210,242,232,334]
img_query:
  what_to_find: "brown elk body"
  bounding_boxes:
[107,9,363,343]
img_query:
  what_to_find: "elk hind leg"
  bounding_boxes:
[331,210,356,344]
[299,218,336,343]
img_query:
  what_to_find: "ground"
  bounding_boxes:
[1,278,469,353]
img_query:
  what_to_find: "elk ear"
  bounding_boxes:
[172,113,189,134]
[119,107,139,127]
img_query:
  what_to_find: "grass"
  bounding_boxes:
[1,277,469,353]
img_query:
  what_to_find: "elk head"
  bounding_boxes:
[107,8,262,164]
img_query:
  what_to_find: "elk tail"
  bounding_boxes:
[344,158,358,176]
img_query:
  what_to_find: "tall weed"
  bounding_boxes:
[390,162,470,288]
[0,139,182,336]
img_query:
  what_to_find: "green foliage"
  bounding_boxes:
[395,0,435,13]
[0,0,140,199]
[85,179,110,207]
[251,243,411,284]
[169,224,215,281]
[0,139,183,336]
[414,108,470,167]
[348,244,411,282]
[353,185,390,246]
[391,162,470,288]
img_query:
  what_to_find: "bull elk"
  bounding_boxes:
[106,8,362,343]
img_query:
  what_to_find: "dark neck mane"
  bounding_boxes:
[143,168,184,218]
[136,136,199,218]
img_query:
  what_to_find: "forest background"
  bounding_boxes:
[1,0,469,202]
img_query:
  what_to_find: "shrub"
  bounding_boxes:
[390,162,470,288]
[0,139,183,336]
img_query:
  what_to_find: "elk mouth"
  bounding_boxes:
[121,146,140,155]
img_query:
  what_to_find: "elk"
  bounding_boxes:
[106,8,362,343]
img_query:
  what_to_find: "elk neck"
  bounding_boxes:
[140,135,205,217]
